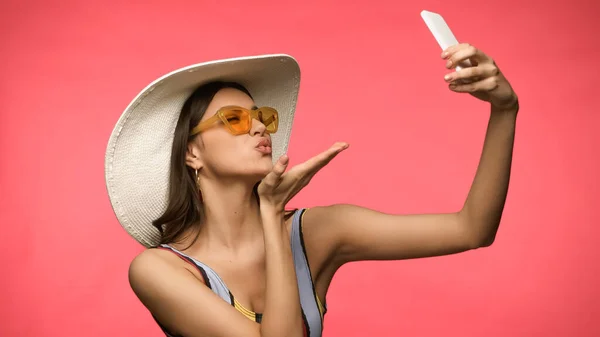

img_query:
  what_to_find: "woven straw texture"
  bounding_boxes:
[105,54,301,247]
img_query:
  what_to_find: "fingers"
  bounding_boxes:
[261,154,289,187]
[293,142,349,179]
[306,142,348,171]
[273,154,289,176]
[442,43,491,69]
[444,63,499,84]
[448,75,499,93]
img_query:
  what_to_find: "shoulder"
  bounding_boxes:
[298,204,381,263]
[302,204,350,222]
[129,248,169,278]
[127,249,261,337]
[294,205,347,263]
[282,207,330,237]
[288,205,344,226]
[128,248,178,293]
[300,204,351,236]
[128,247,205,298]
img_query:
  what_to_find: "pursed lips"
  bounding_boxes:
[255,138,272,154]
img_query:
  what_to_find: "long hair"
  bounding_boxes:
[151,81,294,248]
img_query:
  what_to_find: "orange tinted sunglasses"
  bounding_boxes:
[190,106,279,136]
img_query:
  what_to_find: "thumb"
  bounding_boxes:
[261,154,289,187]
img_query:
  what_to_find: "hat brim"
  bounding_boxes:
[104,54,301,247]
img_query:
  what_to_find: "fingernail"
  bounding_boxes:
[446,60,452,68]
[441,51,449,58]
[444,74,452,81]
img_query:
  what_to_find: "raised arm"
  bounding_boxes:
[304,43,519,266]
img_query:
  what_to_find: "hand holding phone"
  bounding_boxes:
[421,10,472,71]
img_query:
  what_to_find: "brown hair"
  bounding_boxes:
[152,81,294,248]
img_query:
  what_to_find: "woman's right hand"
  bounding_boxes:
[257,143,347,337]
[257,142,349,215]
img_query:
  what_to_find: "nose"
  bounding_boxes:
[249,116,266,136]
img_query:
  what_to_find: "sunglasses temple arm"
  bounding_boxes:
[191,114,221,135]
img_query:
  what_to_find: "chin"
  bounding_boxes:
[237,157,270,179]
[255,159,274,175]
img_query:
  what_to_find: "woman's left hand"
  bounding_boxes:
[442,43,519,111]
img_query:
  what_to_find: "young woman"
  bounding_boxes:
[105,43,519,337]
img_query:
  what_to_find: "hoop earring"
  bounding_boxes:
[195,169,203,201]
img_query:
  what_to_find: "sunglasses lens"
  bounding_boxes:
[220,107,279,134]
[222,108,250,133]
[259,107,278,133]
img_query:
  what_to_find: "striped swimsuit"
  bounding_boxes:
[154,208,327,337]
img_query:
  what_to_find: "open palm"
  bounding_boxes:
[257,142,349,211]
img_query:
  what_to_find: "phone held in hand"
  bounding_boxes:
[421,10,472,72]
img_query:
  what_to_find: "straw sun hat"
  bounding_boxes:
[104,54,301,247]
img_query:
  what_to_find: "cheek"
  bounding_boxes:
[201,133,272,174]
[202,134,239,163]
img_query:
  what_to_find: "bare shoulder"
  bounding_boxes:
[299,205,349,256]
[127,248,188,309]
[281,207,329,245]
[299,204,345,239]
[129,247,183,272]
[128,249,260,337]
[291,206,346,273]
[129,248,167,271]
[128,248,174,289]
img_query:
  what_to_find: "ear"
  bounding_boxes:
[185,141,203,170]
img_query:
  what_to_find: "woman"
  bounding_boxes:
[105,43,518,337]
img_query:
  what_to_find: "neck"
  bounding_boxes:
[193,177,264,251]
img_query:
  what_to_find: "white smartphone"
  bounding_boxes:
[420,10,471,71]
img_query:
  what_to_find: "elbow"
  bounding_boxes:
[469,231,497,249]
[458,212,499,249]
[479,235,496,248]
[465,236,494,250]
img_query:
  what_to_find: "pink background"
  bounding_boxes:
[1,0,598,336]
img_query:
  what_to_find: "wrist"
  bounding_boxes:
[491,96,519,116]
[260,203,285,218]
[260,206,287,237]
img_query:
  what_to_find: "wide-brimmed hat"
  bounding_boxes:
[104,54,301,247]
